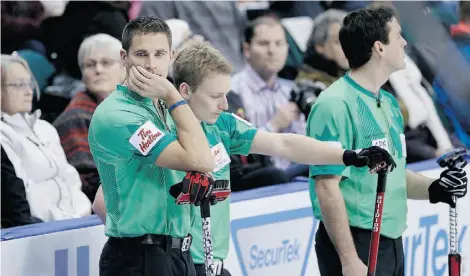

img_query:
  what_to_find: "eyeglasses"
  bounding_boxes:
[83,59,120,70]
[4,81,35,91]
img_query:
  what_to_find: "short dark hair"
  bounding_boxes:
[339,6,396,69]
[244,14,284,44]
[121,16,172,51]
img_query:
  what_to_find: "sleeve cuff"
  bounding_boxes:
[141,133,177,165]
[239,129,259,156]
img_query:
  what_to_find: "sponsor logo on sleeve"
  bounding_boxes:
[129,121,165,155]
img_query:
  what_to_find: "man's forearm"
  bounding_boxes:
[316,175,359,264]
[280,133,345,165]
[406,169,434,199]
[165,93,215,171]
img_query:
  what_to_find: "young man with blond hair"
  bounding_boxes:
[94,41,395,276]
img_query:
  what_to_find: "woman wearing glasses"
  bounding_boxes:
[1,54,91,222]
[53,34,125,202]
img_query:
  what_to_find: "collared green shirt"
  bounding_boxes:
[89,85,188,238]
[167,112,257,264]
[307,74,407,238]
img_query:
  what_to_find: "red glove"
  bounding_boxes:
[170,172,214,206]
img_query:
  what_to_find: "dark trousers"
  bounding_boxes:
[194,264,231,276]
[99,236,196,276]
[315,222,404,276]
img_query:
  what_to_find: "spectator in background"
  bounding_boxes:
[1,0,46,55]
[433,0,470,148]
[232,15,306,173]
[1,0,68,53]
[14,48,57,122]
[165,19,205,82]
[53,34,125,201]
[166,19,196,53]
[1,146,43,228]
[426,0,460,30]
[297,9,349,88]
[226,90,290,191]
[268,1,324,19]
[139,1,246,73]
[388,54,457,162]
[267,1,369,21]
[16,49,56,94]
[36,1,129,124]
[1,54,91,222]
[449,1,470,66]
[164,18,289,190]
[41,1,130,81]
[321,1,371,12]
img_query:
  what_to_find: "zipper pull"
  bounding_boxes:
[376,97,381,108]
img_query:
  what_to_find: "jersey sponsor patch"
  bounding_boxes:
[211,142,231,172]
[372,138,389,152]
[129,121,165,155]
[231,113,252,127]
[399,134,407,157]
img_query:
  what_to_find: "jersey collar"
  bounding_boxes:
[117,85,153,103]
[344,72,382,101]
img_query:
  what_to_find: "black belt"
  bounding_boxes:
[109,234,192,252]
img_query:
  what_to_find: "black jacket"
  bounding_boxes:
[1,146,42,228]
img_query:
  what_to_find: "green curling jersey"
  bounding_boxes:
[307,74,407,238]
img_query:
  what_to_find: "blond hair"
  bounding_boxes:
[172,42,232,91]
[1,54,40,100]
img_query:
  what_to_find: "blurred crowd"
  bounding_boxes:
[1,0,469,228]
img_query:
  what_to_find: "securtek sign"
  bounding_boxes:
[231,208,318,276]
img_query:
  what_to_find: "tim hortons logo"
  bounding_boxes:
[138,128,162,153]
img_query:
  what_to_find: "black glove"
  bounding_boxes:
[169,172,214,206]
[209,180,231,206]
[429,167,467,208]
[343,146,396,172]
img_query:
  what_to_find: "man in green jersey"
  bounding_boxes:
[88,17,218,276]
[93,41,396,276]
[307,6,468,276]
